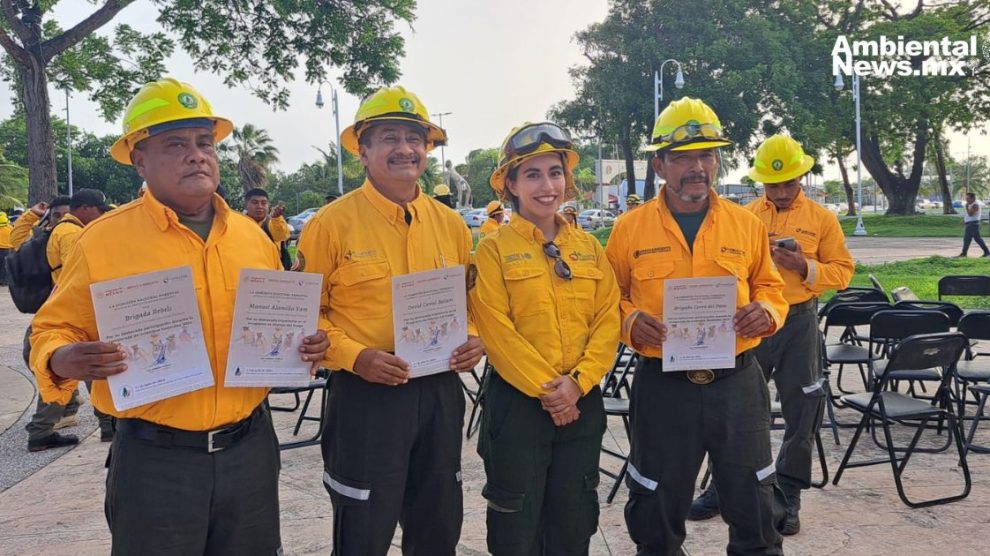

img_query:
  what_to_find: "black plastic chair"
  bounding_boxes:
[964,383,990,459]
[820,301,891,394]
[833,332,971,508]
[893,300,963,328]
[465,358,493,440]
[955,312,990,451]
[599,343,636,503]
[269,369,332,450]
[938,275,990,303]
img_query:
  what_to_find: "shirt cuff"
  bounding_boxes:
[327,337,368,373]
[757,301,782,336]
[802,259,818,287]
[34,343,79,405]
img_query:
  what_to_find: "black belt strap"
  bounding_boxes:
[117,405,265,454]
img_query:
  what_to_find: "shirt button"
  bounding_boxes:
[648,271,654,277]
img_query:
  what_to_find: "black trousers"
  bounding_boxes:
[753,305,825,493]
[478,372,606,556]
[105,406,282,556]
[322,370,465,556]
[624,356,783,556]
[962,221,989,256]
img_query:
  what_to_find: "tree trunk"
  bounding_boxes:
[620,131,636,208]
[835,151,857,216]
[931,138,957,215]
[859,124,927,216]
[643,158,656,201]
[21,63,58,205]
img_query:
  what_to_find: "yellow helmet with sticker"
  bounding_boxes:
[340,86,447,155]
[748,134,814,184]
[489,122,579,201]
[644,97,732,153]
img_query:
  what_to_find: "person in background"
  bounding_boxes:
[479,200,505,239]
[244,188,292,269]
[957,192,990,258]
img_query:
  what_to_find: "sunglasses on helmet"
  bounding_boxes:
[653,122,724,145]
[501,123,573,166]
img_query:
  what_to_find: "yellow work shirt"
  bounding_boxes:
[10,210,40,250]
[471,214,620,397]
[30,191,281,431]
[746,190,854,305]
[297,179,477,372]
[0,221,11,249]
[46,213,85,285]
[479,217,501,239]
[604,189,788,359]
[263,215,291,247]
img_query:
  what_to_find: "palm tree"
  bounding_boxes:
[223,124,280,198]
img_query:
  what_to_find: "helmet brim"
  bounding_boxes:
[748,154,814,184]
[642,138,734,153]
[341,116,447,156]
[111,116,234,165]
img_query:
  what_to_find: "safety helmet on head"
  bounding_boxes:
[626,194,642,205]
[110,78,233,165]
[562,205,578,215]
[486,200,504,216]
[340,86,447,156]
[433,183,451,196]
[748,134,814,185]
[644,97,732,153]
[489,122,579,201]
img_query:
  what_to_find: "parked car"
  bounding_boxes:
[288,207,320,240]
[462,208,487,227]
[577,209,616,230]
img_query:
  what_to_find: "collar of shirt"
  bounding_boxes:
[506,212,574,245]
[141,188,230,238]
[654,185,724,250]
[58,213,85,228]
[759,187,806,214]
[360,179,428,226]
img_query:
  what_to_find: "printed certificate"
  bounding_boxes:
[392,266,468,378]
[225,269,323,387]
[90,266,213,411]
[662,276,737,371]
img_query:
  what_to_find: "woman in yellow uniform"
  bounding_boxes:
[479,200,505,239]
[470,122,620,555]
[561,205,579,228]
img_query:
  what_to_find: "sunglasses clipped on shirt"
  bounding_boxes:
[542,241,573,280]
[653,122,724,145]
[500,122,574,167]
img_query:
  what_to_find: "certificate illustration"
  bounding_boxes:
[392,266,468,378]
[225,269,323,387]
[662,276,737,371]
[90,266,213,411]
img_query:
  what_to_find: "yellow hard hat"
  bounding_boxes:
[486,200,504,216]
[110,78,233,164]
[562,205,578,215]
[489,122,579,201]
[340,86,447,156]
[0,212,9,225]
[433,183,451,196]
[626,194,642,205]
[748,134,814,184]
[644,97,733,152]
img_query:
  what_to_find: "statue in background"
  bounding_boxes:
[446,160,471,209]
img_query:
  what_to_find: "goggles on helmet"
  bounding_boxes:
[501,123,574,166]
[654,122,724,146]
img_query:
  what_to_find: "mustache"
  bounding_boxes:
[679,172,709,186]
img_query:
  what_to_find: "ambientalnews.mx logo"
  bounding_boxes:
[832,35,983,77]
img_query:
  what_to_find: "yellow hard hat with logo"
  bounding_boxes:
[110,78,233,164]
[562,205,578,215]
[490,122,579,201]
[644,97,733,152]
[340,86,447,155]
[433,183,451,196]
[626,193,642,205]
[486,200,504,216]
[748,134,815,184]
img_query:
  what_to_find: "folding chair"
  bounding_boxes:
[893,300,963,328]
[599,343,637,503]
[964,383,990,458]
[820,301,891,394]
[269,369,333,450]
[832,332,971,508]
[465,358,493,440]
[955,312,990,451]
[938,275,990,305]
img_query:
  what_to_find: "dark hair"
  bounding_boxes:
[966,192,976,199]
[357,121,428,149]
[325,194,339,202]
[245,188,269,200]
[69,188,108,210]
[50,195,71,208]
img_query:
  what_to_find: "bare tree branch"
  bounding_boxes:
[40,0,130,62]
[0,26,28,64]
[0,0,30,42]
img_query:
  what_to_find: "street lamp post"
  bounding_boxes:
[64,89,74,196]
[834,72,867,235]
[431,111,453,171]
[315,82,344,196]
[654,59,685,129]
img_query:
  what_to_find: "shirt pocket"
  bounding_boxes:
[630,260,675,316]
[569,265,604,320]
[714,257,750,307]
[331,259,392,319]
[503,266,551,318]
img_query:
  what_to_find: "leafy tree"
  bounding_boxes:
[0,0,416,204]
[221,123,280,198]
[0,151,27,208]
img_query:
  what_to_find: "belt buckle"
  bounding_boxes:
[687,369,715,385]
[207,429,223,454]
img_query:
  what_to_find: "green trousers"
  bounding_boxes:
[478,371,606,556]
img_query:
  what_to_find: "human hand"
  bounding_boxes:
[539,375,582,413]
[299,330,329,376]
[30,202,48,217]
[272,202,286,218]
[50,342,128,380]
[450,335,484,372]
[630,312,667,348]
[353,348,411,385]
[733,302,773,338]
[770,245,808,277]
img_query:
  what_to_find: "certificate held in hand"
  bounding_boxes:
[392,266,468,378]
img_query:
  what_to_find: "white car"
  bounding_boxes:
[462,208,488,227]
[577,209,616,230]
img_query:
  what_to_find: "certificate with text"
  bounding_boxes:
[662,276,737,371]
[91,266,213,411]
[392,266,468,378]
[225,269,323,387]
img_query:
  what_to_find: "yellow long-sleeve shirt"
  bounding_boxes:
[262,215,291,246]
[470,214,620,397]
[46,214,84,284]
[604,189,788,359]
[478,217,501,240]
[745,191,854,305]
[297,179,477,373]
[0,221,11,249]
[30,192,281,431]
[10,210,40,250]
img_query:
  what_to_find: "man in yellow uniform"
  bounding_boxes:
[24,189,112,451]
[625,193,642,212]
[691,135,853,534]
[478,200,504,239]
[9,196,71,250]
[244,187,292,269]
[0,212,11,285]
[297,86,484,556]
[605,98,788,555]
[30,78,329,555]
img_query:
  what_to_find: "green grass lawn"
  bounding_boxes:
[837,213,971,237]
[835,256,990,309]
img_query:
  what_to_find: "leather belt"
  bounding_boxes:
[117,405,265,454]
[787,298,816,317]
[645,351,753,385]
